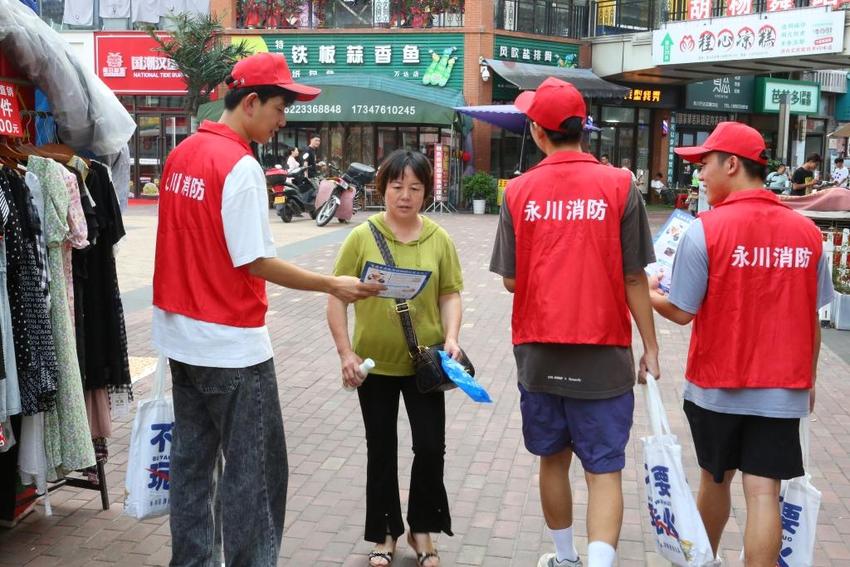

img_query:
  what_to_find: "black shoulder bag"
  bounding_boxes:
[367,221,475,393]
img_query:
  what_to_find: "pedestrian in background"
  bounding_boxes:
[765,164,790,194]
[649,122,834,565]
[152,52,383,566]
[490,77,660,567]
[791,154,821,196]
[831,157,849,188]
[327,150,464,567]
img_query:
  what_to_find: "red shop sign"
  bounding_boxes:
[0,81,23,138]
[95,32,187,95]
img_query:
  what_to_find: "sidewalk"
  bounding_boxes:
[1,210,849,566]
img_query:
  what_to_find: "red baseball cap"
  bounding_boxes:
[674,121,768,165]
[514,77,586,131]
[228,52,321,102]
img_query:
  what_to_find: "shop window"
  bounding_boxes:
[377,127,399,162]
[347,126,364,165]
[399,127,418,152]
[516,0,535,34]
[420,128,440,150]
[638,108,651,125]
[601,106,635,124]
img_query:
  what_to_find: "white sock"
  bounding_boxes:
[587,541,616,567]
[549,526,578,562]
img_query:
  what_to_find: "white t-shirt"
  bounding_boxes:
[152,155,277,368]
[132,0,161,23]
[183,0,210,16]
[832,166,849,187]
[63,0,94,25]
[100,0,131,18]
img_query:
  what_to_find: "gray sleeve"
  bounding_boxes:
[489,201,516,278]
[667,220,709,315]
[621,182,656,274]
[817,252,835,309]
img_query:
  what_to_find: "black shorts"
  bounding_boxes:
[683,400,804,483]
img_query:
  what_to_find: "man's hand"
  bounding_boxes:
[638,350,661,384]
[443,338,462,361]
[340,350,365,389]
[330,276,384,303]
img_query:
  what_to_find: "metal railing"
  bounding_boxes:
[494,0,591,39]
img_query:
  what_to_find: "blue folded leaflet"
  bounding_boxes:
[438,351,493,403]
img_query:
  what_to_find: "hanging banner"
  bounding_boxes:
[726,0,752,16]
[0,81,23,138]
[653,7,846,65]
[95,32,187,95]
[433,144,446,202]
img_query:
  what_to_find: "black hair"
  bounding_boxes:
[806,153,822,164]
[600,153,609,159]
[222,76,298,110]
[836,157,844,164]
[375,150,433,201]
[715,152,768,181]
[539,117,584,145]
[310,134,321,141]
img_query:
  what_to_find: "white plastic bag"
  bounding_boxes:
[776,420,821,567]
[124,356,174,520]
[642,375,715,567]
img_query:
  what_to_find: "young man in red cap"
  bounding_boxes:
[490,77,660,567]
[152,52,383,565]
[649,122,834,565]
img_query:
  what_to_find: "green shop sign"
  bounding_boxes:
[236,34,464,92]
[754,78,820,115]
[685,76,755,113]
[492,35,580,101]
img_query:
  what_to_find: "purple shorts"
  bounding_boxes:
[518,384,634,474]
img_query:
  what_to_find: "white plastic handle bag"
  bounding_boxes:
[776,419,821,567]
[124,355,174,520]
[642,375,714,567]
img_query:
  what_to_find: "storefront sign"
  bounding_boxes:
[754,78,820,114]
[686,75,754,112]
[653,7,845,65]
[0,81,23,138]
[281,86,455,124]
[95,32,186,95]
[237,34,464,91]
[433,144,445,202]
[688,0,711,20]
[621,84,679,108]
[676,112,730,128]
[494,35,580,68]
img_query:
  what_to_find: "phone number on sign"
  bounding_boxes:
[351,105,417,116]
[286,104,343,115]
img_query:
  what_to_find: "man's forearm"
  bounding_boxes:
[624,273,658,353]
[249,257,333,293]
[649,292,695,326]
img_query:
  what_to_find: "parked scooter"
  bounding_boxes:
[265,165,319,223]
[314,162,376,227]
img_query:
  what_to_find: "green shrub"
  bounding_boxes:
[462,172,498,206]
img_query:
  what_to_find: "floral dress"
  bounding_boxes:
[28,156,94,479]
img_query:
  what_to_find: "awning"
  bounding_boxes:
[484,59,630,99]
[829,123,850,138]
[454,104,603,134]
[198,75,469,129]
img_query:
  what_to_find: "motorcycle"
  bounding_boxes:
[265,165,319,223]
[314,162,376,227]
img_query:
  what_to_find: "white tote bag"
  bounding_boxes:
[642,375,715,567]
[124,356,174,520]
[776,419,821,567]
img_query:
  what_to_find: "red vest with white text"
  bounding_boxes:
[153,121,267,328]
[686,190,822,389]
[506,152,632,346]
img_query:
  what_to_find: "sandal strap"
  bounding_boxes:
[417,551,439,566]
[369,551,393,565]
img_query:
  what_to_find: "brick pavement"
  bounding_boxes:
[2,210,850,566]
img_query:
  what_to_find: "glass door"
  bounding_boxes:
[135,115,163,198]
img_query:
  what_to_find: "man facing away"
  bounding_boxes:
[649,122,834,566]
[490,77,660,567]
[152,52,383,566]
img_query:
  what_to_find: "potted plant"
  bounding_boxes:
[462,172,497,215]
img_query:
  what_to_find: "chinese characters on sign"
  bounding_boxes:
[730,246,813,269]
[498,44,554,64]
[0,81,23,138]
[767,0,795,11]
[625,88,662,103]
[689,0,711,20]
[433,144,445,202]
[523,199,608,222]
[164,172,207,202]
[653,8,845,65]
[686,75,754,112]
[676,112,729,128]
[727,0,752,16]
[756,78,820,114]
[147,422,173,492]
[95,33,187,94]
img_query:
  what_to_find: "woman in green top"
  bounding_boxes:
[327,150,464,567]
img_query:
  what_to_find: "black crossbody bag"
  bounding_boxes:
[367,221,475,393]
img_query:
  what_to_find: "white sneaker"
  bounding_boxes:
[538,552,583,567]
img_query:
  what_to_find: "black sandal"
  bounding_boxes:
[368,550,393,566]
[407,532,439,566]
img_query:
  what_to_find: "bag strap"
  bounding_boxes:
[367,221,420,356]
[152,355,168,400]
[644,374,671,437]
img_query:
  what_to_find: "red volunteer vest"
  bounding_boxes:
[686,190,822,389]
[153,121,268,328]
[506,151,632,346]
